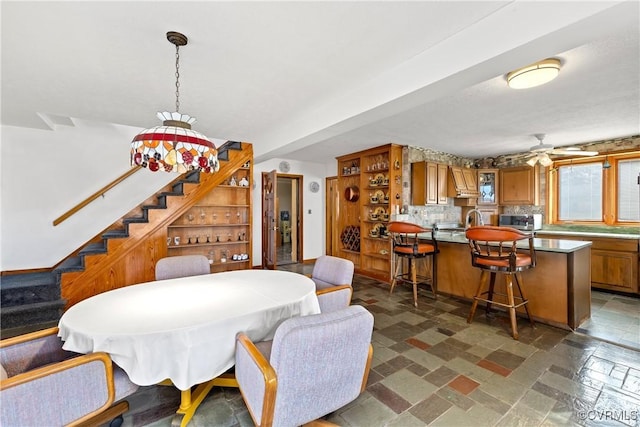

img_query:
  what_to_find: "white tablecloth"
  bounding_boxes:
[58,270,320,390]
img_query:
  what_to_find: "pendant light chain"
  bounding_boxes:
[175,43,181,113]
[131,30,219,174]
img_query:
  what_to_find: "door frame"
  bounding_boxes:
[275,173,304,265]
[325,176,338,256]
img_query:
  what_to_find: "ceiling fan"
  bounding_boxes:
[525,134,598,167]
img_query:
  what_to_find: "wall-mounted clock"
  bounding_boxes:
[279,161,291,173]
[309,181,320,193]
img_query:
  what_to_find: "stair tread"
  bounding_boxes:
[55,257,83,271]
[123,216,148,224]
[1,272,57,289]
[102,229,129,238]
[79,242,107,254]
[1,299,66,313]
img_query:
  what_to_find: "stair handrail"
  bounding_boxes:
[53,166,142,226]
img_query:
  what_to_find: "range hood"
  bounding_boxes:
[447,166,479,198]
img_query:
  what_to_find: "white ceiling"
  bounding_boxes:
[2,1,639,164]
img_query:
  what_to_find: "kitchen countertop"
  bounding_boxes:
[423,232,592,253]
[535,229,640,240]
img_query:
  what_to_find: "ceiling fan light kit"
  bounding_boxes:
[525,133,598,167]
[507,58,561,89]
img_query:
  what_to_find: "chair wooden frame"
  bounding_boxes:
[388,221,438,307]
[465,226,536,340]
[0,327,130,427]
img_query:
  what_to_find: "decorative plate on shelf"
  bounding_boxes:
[373,189,385,203]
[374,206,386,217]
[344,185,360,202]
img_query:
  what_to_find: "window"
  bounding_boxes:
[618,159,640,221]
[550,151,640,226]
[558,162,602,221]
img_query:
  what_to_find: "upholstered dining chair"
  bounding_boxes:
[309,255,354,291]
[155,254,210,280]
[0,327,138,427]
[315,284,353,313]
[235,305,374,427]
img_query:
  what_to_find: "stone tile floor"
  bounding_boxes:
[120,265,640,427]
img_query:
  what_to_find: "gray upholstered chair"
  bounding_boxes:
[310,255,354,290]
[0,327,138,427]
[235,305,374,427]
[155,254,210,280]
[316,284,353,313]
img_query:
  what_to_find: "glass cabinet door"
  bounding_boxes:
[477,169,498,205]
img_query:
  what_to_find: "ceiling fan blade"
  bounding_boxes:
[550,148,598,156]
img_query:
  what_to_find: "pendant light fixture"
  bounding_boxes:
[131,31,219,173]
[507,58,561,89]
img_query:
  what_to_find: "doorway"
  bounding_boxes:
[276,174,303,266]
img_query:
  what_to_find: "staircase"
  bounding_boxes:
[1,141,252,338]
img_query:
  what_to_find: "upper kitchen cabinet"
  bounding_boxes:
[499,165,540,205]
[447,166,479,198]
[477,169,498,205]
[411,162,448,205]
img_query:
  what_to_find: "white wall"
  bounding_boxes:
[251,159,334,266]
[0,120,338,271]
[0,121,175,270]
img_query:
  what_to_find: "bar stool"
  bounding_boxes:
[465,226,536,340]
[388,221,438,307]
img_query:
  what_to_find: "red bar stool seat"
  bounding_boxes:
[465,226,536,340]
[388,221,438,308]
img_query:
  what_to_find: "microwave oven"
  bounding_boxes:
[498,214,542,231]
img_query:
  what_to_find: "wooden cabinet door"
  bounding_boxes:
[592,249,638,292]
[499,165,539,205]
[461,169,477,192]
[411,162,448,205]
[437,163,448,204]
[477,169,498,205]
[411,162,426,205]
[426,162,438,205]
[451,167,466,192]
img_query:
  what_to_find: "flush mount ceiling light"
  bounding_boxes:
[131,31,219,173]
[507,58,561,89]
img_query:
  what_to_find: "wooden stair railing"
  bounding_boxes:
[53,167,142,226]
[59,142,253,308]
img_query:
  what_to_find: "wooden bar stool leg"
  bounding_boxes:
[390,254,401,294]
[515,273,535,328]
[504,274,519,340]
[467,270,489,324]
[430,255,438,300]
[411,259,418,308]
[485,272,497,316]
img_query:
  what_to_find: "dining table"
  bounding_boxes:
[57,269,320,426]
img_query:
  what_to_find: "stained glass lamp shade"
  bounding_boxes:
[131,112,219,173]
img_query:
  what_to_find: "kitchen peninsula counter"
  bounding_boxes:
[420,232,592,330]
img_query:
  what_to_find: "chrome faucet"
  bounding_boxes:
[465,209,485,230]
